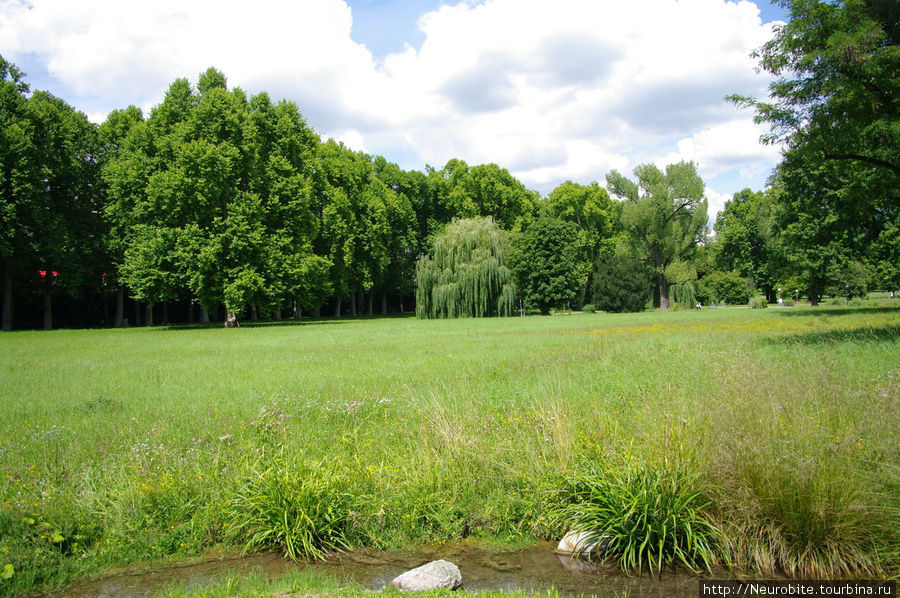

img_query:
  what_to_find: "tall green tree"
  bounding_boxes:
[606,161,708,310]
[416,217,517,318]
[511,217,581,314]
[98,105,145,326]
[545,180,619,307]
[729,0,899,302]
[107,68,325,324]
[429,159,538,231]
[1,56,101,330]
[713,188,778,298]
[0,56,33,330]
[731,0,899,179]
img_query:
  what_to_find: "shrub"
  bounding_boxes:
[592,255,652,313]
[552,454,720,573]
[581,304,596,313]
[697,270,751,305]
[749,295,768,309]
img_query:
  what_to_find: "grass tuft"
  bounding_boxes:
[551,447,721,574]
[226,456,353,561]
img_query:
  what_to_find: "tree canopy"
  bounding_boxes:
[606,161,708,310]
[415,217,517,319]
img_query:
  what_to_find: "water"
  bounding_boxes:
[46,543,714,597]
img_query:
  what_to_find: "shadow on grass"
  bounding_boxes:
[149,312,417,331]
[767,323,900,345]
[774,306,900,318]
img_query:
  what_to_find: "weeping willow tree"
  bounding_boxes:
[416,217,517,318]
[668,283,698,310]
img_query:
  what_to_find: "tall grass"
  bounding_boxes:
[0,305,898,595]
[553,454,720,573]
[227,455,354,560]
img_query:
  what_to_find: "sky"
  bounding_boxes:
[0,0,788,218]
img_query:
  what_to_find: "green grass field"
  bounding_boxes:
[1,305,898,595]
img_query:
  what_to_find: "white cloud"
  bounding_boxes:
[662,119,784,180]
[0,0,782,197]
[705,188,735,222]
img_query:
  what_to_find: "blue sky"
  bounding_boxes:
[1,0,788,217]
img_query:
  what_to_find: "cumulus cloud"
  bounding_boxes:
[0,0,782,197]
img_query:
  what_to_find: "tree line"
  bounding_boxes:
[1,1,897,329]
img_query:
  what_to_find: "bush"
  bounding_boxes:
[749,295,768,309]
[581,304,596,313]
[783,298,795,307]
[592,255,652,313]
[697,271,751,305]
[552,454,720,573]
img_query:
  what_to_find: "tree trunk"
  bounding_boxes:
[134,299,142,327]
[187,300,194,324]
[367,292,373,316]
[400,297,405,313]
[2,264,12,331]
[579,274,590,310]
[43,287,52,330]
[809,282,819,306]
[334,296,342,317]
[145,303,154,327]
[381,291,387,315]
[102,286,110,326]
[114,287,124,328]
[314,306,320,318]
[658,273,670,310]
[201,306,210,323]
[350,291,357,316]
[161,302,169,325]
[275,307,281,320]
[250,301,258,321]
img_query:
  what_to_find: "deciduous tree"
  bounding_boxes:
[606,162,708,310]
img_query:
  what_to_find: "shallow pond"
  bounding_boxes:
[46,543,719,597]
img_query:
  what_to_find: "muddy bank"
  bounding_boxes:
[46,542,720,597]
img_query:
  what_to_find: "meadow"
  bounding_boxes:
[1,304,898,595]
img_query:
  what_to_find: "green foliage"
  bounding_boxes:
[825,260,869,299]
[668,283,698,311]
[552,451,720,573]
[580,304,596,313]
[713,189,778,295]
[428,159,538,231]
[730,1,900,306]
[606,162,708,310]
[749,294,769,309]
[591,254,651,313]
[416,217,517,318]
[545,181,619,307]
[698,270,751,305]
[731,0,899,178]
[511,217,581,315]
[227,457,352,561]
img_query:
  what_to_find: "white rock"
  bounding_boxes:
[556,530,609,556]
[391,559,462,591]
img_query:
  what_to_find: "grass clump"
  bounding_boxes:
[551,446,721,574]
[226,456,355,561]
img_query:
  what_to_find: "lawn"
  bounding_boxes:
[1,305,898,595]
